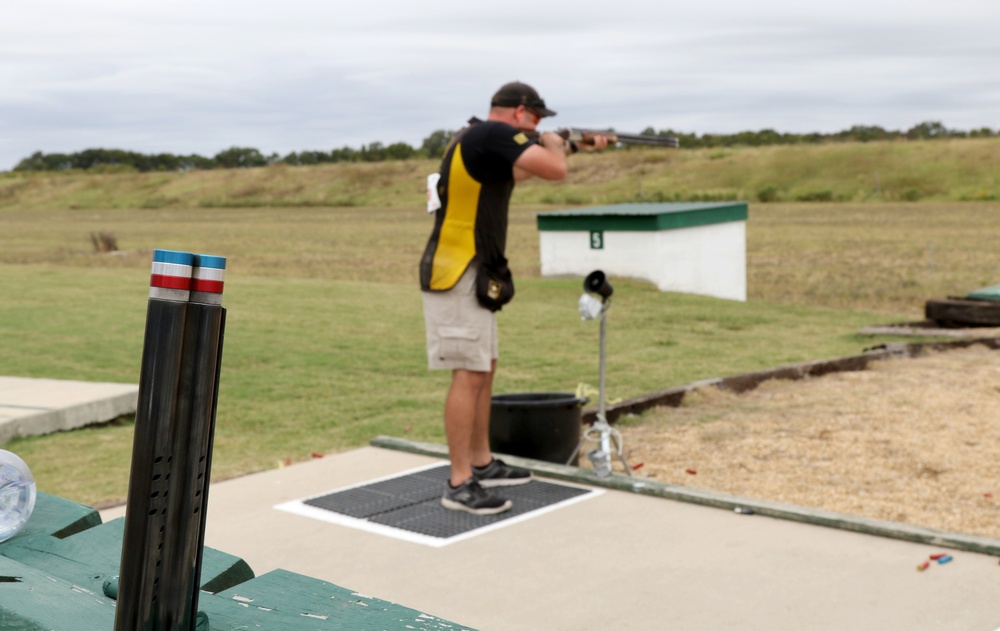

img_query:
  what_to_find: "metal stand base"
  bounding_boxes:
[567,305,632,477]
[567,413,632,477]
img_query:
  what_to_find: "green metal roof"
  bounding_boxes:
[536,202,748,232]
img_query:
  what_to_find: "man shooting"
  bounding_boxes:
[419,81,609,515]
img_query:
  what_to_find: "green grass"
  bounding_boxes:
[2,264,883,506]
[745,202,1000,312]
[4,152,1000,506]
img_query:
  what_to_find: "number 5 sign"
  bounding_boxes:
[589,230,604,250]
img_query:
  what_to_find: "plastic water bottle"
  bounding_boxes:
[0,449,36,543]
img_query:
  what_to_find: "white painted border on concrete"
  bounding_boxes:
[275,462,604,548]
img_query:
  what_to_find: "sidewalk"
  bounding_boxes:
[102,445,1000,631]
[0,376,137,444]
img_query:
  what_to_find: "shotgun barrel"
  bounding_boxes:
[563,128,680,148]
[529,128,680,148]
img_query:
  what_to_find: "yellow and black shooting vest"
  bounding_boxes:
[419,119,535,292]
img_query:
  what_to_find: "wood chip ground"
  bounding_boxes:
[609,344,1000,539]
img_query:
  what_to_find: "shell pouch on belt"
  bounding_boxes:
[475,258,515,312]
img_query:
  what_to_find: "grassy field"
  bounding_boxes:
[3,143,1000,507]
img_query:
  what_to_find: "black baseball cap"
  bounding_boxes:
[490,81,557,117]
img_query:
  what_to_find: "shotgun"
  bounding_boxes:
[529,128,680,148]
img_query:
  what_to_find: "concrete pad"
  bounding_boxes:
[0,376,137,445]
[101,447,1000,631]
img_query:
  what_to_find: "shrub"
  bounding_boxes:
[958,189,998,201]
[757,185,780,203]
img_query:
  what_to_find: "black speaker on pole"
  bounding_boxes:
[584,270,613,301]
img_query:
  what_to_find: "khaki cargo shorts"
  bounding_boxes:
[422,265,498,372]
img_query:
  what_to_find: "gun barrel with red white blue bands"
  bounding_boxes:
[149,249,226,304]
[119,247,228,630]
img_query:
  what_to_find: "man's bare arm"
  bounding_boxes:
[513,132,568,181]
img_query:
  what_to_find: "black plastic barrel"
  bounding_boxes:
[489,392,587,465]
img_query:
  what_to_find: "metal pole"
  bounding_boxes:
[591,300,632,477]
[568,276,632,476]
[597,308,611,457]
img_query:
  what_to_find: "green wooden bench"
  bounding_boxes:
[0,492,474,630]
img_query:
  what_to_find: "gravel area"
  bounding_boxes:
[614,344,1000,539]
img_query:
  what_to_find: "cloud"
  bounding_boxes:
[1,0,999,168]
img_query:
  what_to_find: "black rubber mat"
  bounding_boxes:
[304,465,593,540]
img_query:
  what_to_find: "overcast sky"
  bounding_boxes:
[3,0,998,169]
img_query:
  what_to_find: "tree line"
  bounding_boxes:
[11,121,995,173]
[661,121,997,149]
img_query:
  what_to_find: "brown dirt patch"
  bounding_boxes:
[612,344,1000,539]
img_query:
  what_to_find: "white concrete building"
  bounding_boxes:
[537,202,748,302]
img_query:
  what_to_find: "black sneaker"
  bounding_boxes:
[441,478,512,515]
[472,458,533,488]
